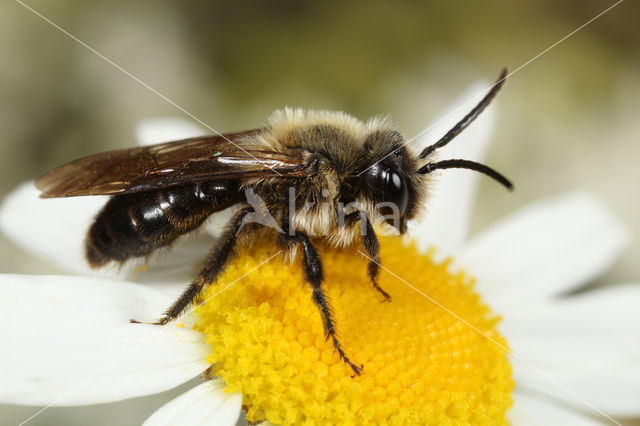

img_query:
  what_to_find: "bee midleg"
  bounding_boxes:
[153,205,253,325]
[281,221,362,375]
[345,212,391,301]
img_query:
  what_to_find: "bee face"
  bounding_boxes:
[355,130,426,234]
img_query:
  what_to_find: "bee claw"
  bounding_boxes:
[153,316,171,326]
[201,366,214,380]
[349,363,364,378]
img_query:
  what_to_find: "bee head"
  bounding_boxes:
[355,68,513,234]
[358,130,423,234]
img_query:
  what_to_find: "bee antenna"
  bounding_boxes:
[417,159,514,191]
[418,68,508,159]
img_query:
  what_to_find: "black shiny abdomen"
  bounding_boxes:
[86,182,239,267]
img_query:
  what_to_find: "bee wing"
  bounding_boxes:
[36,130,307,198]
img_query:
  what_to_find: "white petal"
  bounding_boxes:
[0,324,210,406]
[509,391,607,426]
[0,274,210,406]
[459,192,629,308]
[0,274,172,329]
[408,82,497,255]
[143,379,242,426]
[136,118,208,147]
[129,234,214,290]
[0,181,107,274]
[0,181,212,286]
[505,285,640,417]
[204,205,240,238]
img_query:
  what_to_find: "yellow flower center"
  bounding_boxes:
[194,237,513,425]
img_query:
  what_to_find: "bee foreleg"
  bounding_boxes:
[282,225,362,375]
[152,205,253,325]
[345,212,391,301]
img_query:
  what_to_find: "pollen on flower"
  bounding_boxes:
[194,237,513,425]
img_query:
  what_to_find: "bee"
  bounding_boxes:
[36,69,512,375]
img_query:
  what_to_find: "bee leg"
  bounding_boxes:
[286,230,362,375]
[152,206,252,325]
[360,214,392,301]
[344,212,391,301]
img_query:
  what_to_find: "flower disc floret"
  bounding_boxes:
[195,237,513,425]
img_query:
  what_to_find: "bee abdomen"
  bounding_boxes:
[86,183,238,267]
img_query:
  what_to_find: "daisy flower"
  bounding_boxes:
[0,89,637,425]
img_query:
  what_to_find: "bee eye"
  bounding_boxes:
[383,170,408,215]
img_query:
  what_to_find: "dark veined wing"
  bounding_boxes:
[36,130,307,198]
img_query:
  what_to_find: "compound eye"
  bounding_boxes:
[383,170,408,215]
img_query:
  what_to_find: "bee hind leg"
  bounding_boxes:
[137,206,253,325]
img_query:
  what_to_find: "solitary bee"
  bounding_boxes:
[36,70,512,374]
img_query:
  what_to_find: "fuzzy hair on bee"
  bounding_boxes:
[248,107,426,247]
[35,69,512,375]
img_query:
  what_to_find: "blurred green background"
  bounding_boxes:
[1,0,638,425]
